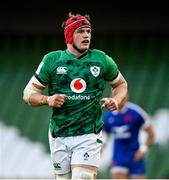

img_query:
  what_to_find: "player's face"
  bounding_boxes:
[73,27,91,51]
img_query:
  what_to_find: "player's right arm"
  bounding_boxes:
[23,75,67,107]
[23,52,66,108]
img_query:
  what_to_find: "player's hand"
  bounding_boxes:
[134,150,145,161]
[47,94,67,108]
[100,98,118,111]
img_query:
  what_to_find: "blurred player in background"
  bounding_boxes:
[103,101,154,179]
[23,12,128,179]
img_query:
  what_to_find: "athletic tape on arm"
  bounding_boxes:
[23,76,45,104]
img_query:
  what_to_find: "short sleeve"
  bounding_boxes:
[140,112,152,129]
[35,54,51,85]
[104,54,119,81]
[134,104,152,129]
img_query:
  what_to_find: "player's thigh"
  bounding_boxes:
[71,132,103,167]
[48,131,71,174]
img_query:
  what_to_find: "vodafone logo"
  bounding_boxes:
[70,78,86,93]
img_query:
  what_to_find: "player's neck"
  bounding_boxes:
[67,44,87,58]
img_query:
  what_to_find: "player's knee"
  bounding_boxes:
[55,172,71,179]
[72,167,96,179]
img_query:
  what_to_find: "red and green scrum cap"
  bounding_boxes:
[64,15,91,44]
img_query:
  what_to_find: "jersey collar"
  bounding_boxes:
[65,49,89,59]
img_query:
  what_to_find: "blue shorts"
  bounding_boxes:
[112,156,146,177]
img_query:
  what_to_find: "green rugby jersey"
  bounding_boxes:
[35,49,119,137]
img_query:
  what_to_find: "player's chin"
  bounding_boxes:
[80,45,89,51]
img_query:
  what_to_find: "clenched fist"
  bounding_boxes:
[47,94,67,108]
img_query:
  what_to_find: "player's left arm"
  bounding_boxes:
[140,112,155,151]
[135,118,155,161]
[101,72,128,111]
[142,124,154,148]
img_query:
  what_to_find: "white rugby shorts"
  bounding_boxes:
[48,131,103,174]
